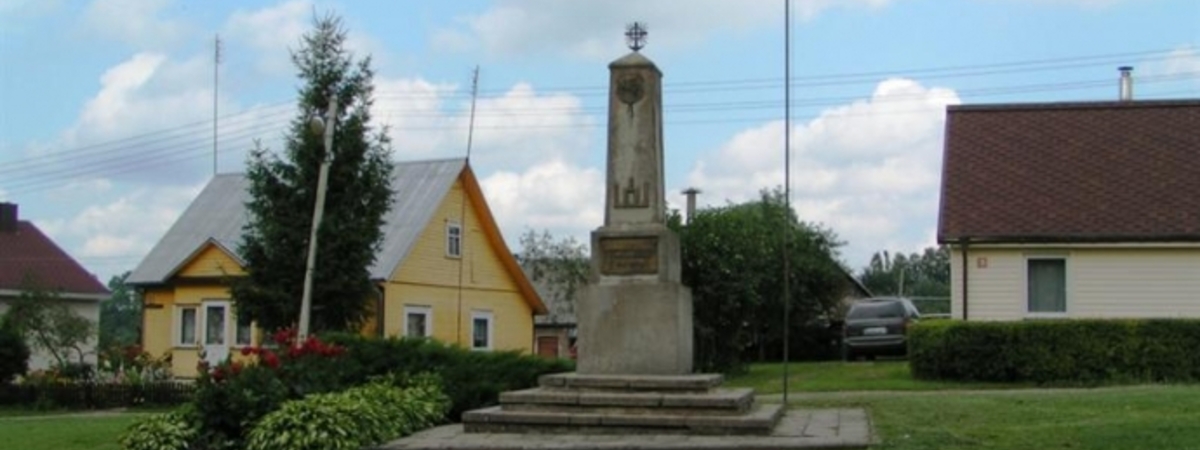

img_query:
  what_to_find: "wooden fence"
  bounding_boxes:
[0,382,194,409]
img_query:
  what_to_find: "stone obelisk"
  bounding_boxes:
[576,23,694,375]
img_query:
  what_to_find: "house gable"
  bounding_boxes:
[173,240,246,279]
[390,167,547,315]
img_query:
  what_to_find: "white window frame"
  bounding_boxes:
[403,305,432,338]
[201,300,231,347]
[174,305,199,348]
[1025,255,1068,318]
[446,221,463,258]
[471,310,494,351]
[234,310,253,347]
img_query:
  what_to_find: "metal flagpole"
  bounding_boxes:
[781,0,793,406]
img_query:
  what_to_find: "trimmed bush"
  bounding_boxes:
[324,333,573,420]
[909,319,1200,384]
[245,377,449,450]
[119,407,198,450]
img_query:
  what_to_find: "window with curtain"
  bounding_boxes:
[446,222,462,257]
[1027,258,1066,313]
[235,312,253,346]
[404,306,431,338]
[178,307,197,346]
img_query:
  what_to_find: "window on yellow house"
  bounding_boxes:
[236,313,253,346]
[471,311,493,350]
[446,222,462,258]
[404,305,431,338]
[176,306,198,347]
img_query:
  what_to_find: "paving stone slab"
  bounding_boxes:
[380,408,873,450]
[539,373,723,392]
[462,404,784,436]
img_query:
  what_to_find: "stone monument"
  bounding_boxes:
[575,21,693,376]
[457,24,784,436]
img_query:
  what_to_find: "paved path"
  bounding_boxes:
[0,408,143,421]
[379,409,873,450]
[758,384,1167,403]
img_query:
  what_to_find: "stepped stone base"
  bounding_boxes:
[460,373,783,436]
[379,408,873,450]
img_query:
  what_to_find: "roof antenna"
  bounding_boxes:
[455,66,481,346]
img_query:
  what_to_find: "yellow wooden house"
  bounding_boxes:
[128,158,546,378]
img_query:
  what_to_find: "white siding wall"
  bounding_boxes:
[0,297,100,371]
[950,246,1200,321]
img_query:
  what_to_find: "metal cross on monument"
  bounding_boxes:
[625,22,648,52]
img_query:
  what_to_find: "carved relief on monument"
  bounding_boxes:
[611,177,651,209]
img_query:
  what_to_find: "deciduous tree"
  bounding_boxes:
[675,189,847,373]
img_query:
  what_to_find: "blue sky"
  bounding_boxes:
[2,0,1198,283]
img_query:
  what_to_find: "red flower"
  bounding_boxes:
[240,347,253,356]
[262,351,280,369]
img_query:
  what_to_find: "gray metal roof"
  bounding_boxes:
[128,158,466,285]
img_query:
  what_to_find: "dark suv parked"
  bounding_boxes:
[842,297,921,360]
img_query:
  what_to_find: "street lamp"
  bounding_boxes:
[298,92,337,343]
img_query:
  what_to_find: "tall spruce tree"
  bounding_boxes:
[232,15,394,333]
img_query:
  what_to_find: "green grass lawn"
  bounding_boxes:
[0,414,144,450]
[726,360,1022,394]
[799,385,1200,450]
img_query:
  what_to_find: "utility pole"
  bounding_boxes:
[213,34,222,175]
[298,92,338,343]
[456,65,480,346]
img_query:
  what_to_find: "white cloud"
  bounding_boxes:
[224,0,311,74]
[82,0,189,49]
[372,78,597,172]
[682,78,959,269]
[36,183,204,281]
[1164,46,1200,78]
[480,159,604,251]
[434,0,895,60]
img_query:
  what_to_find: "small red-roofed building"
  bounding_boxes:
[0,202,109,370]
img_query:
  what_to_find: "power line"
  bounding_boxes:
[3,71,1197,195]
[5,47,1193,172]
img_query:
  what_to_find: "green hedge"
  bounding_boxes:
[909,319,1200,384]
[324,334,574,420]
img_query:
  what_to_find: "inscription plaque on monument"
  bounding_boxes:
[599,237,658,275]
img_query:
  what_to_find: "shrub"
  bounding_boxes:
[189,330,343,447]
[119,407,197,450]
[325,333,572,420]
[0,322,30,384]
[909,319,1200,384]
[245,377,448,450]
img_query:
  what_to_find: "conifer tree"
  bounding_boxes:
[233,14,394,332]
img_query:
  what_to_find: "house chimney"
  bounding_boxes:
[0,202,17,233]
[682,188,700,224]
[1118,66,1134,101]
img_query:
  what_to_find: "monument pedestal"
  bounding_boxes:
[462,373,783,436]
[577,226,693,375]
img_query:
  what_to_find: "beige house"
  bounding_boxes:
[938,99,1200,321]
[0,203,108,370]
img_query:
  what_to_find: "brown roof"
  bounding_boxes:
[938,99,1200,243]
[0,221,109,297]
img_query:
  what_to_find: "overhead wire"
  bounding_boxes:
[3,50,1198,195]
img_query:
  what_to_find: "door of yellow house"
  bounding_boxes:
[201,300,231,366]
